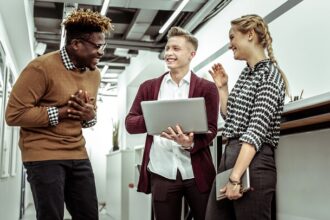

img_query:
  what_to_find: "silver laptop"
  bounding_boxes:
[141,97,208,135]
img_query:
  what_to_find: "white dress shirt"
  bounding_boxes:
[148,71,194,180]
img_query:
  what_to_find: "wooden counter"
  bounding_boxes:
[280,92,330,135]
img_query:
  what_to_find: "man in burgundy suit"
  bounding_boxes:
[125,26,219,220]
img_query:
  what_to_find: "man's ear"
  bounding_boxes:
[191,51,196,57]
[71,39,80,50]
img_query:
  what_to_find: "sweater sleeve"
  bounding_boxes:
[125,83,148,134]
[5,63,50,127]
[190,82,219,154]
[81,116,97,128]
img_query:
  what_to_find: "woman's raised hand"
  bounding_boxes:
[208,63,228,89]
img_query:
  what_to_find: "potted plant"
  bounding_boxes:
[112,121,119,151]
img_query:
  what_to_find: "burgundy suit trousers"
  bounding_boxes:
[150,171,210,220]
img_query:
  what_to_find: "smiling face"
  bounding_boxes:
[228,25,252,61]
[74,32,106,70]
[164,36,195,72]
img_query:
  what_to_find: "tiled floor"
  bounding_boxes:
[21,204,114,220]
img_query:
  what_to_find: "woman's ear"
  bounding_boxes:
[248,29,254,41]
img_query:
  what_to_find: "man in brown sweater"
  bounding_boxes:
[5,9,113,220]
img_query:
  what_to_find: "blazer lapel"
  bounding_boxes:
[152,72,168,100]
[189,71,197,98]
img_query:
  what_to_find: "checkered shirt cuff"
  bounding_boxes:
[82,116,97,128]
[47,107,59,126]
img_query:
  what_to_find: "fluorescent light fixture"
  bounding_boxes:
[107,73,119,78]
[114,48,129,57]
[101,0,110,16]
[35,42,47,56]
[105,78,118,83]
[100,65,109,78]
[159,0,190,34]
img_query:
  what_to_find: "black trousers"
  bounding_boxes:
[24,159,98,220]
[150,171,210,220]
[205,139,276,220]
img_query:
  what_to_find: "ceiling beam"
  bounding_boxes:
[124,9,158,40]
[34,3,63,19]
[36,0,206,11]
[37,38,165,51]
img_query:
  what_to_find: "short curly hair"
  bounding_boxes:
[62,9,114,44]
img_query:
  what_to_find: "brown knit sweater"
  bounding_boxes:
[5,51,100,162]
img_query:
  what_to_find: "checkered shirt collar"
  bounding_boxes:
[60,47,76,70]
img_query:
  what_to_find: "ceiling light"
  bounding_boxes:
[101,0,110,16]
[159,0,190,34]
[35,42,47,56]
[105,78,118,83]
[105,73,119,78]
[114,48,129,58]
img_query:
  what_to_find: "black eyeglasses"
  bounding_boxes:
[78,38,107,51]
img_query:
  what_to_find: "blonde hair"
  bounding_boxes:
[62,9,114,43]
[167,26,198,51]
[231,14,289,95]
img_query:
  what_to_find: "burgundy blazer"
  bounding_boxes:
[125,72,219,194]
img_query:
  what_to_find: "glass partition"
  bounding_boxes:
[8,68,18,176]
[0,65,13,178]
[10,127,19,176]
[0,41,6,177]
[0,42,16,178]
[0,42,4,127]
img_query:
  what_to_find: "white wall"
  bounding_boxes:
[193,0,330,99]
[192,0,287,82]
[0,14,18,75]
[0,13,23,220]
[270,0,330,98]
[84,96,118,204]
[277,129,330,220]
[193,0,287,69]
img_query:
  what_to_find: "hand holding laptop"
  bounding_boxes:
[216,168,250,200]
[160,124,194,149]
